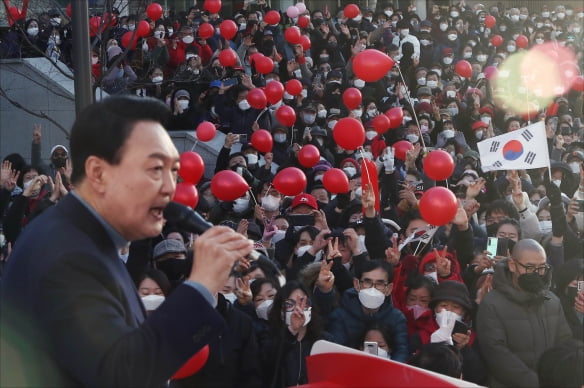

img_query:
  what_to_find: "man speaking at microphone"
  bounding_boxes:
[0,96,253,387]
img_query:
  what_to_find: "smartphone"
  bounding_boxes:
[452,320,469,335]
[577,200,584,212]
[364,341,378,356]
[238,134,248,144]
[223,77,239,87]
[303,128,311,138]
[288,214,315,227]
[486,237,498,258]
[578,281,584,293]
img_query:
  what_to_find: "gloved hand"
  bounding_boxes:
[545,177,563,207]
[430,310,457,346]
[383,147,395,173]
[336,191,351,210]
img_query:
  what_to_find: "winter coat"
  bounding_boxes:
[476,258,573,388]
[327,288,409,362]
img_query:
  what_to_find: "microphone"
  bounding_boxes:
[163,202,260,261]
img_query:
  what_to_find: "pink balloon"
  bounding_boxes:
[196,121,216,141]
[353,49,395,82]
[286,6,299,18]
[179,151,205,184]
[295,2,307,14]
[273,167,306,196]
[211,170,249,201]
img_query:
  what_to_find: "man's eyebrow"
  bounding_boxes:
[147,153,180,164]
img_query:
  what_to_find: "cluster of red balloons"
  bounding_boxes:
[174,151,206,208]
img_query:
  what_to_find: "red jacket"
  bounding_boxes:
[167,41,213,69]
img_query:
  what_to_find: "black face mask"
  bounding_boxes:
[52,156,67,169]
[156,258,191,282]
[486,222,499,237]
[517,271,550,294]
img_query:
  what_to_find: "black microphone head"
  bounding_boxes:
[163,202,191,225]
[163,201,213,234]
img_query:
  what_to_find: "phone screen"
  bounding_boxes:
[452,320,468,335]
[364,341,378,356]
[486,237,498,258]
[288,214,315,227]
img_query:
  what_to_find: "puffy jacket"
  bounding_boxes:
[327,288,409,362]
[476,258,572,388]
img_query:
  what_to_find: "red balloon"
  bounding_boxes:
[297,15,310,28]
[373,114,391,135]
[198,23,214,39]
[299,35,311,51]
[455,60,472,78]
[203,0,222,13]
[265,81,284,104]
[196,121,216,141]
[332,118,365,151]
[361,159,380,212]
[247,88,267,109]
[284,26,302,44]
[121,31,139,49]
[179,151,205,184]
[298,145,321,168]
[385,107,403,129]
[103,12,117,28]
[484,15,496,28]
[285,79,303,96]
[65,4,72,18]
[220,19,237,40]
[171,345,210,380]
[323,168,350,194]
[218,48,237,67]
[393,140,413,161]
[423,150,455,181]
[342,87,362,110]
[211,170,249,201]
[344,4,360,19]
[276,105,296,126]
[484,65,498,80]
[254,55,274,74]
[136,20,150,37]
[89,16,102,37]
[418,187,458,226]
[173,183,199,208]
[265,10,281,25]
[251,129,273,152]
[147,3,164,21]
[8,6,21,22]
[273,167,306,196]
[573,75,584,92]
[491,34,503,47]
[353,49,395,82]
[515,34,528,49]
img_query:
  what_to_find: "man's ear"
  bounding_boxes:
[84,156,108,194]
[507,259,517,274]
[353,277,360,292]
[385,282,394,297]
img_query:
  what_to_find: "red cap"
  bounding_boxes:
[479,106,494,116]
[472,121,488,130]
[291,193,318,210]
[442,47,453,55]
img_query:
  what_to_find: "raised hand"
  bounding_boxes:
[235,276,252,305]
[1,161,19,192]
[433,246,451,278]
[316,259,335,293]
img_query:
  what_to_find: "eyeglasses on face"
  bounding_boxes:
[514,260,551,275]
[359,278,389,291]
[284,297,311,312]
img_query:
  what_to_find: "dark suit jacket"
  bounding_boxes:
[1,194,225,387]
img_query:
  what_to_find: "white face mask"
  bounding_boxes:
[50,17,61,26]
[365,130,377,141]
[354,79,366,88]
[152,76,163,84]
[246,153,258,165]
[384,10,393,17]
[222,292,237,304]
[154,30,165,39]
[238,99,251,110]
[477,54,487,62]
[233,197,250,213]
[274,133,286,143]
[446,90,456,98]
[271,100,283,109]
[178,99,190,110]
[303,113,316,124]
[463,51,472,59]
[426,80,438,89]
[261,194,280,211]
[353,14,362,22]
[285,307,312,326]
[539,220,552,235]
[443,57,453,65]
[358,287,386,309]
[569,162,581,174]
[272,229,286,244]
[296,245,312,257]
[417,77,426,86]
[352,109,363,118]
[420,98,431,104]
[403,116,412,124]
[507,45,516,52]
[400,29,409,37]
[440,23,448,32]
[448,107,459,116]
[168,28,174,35]
[442,129,455,139]
[573,27,581,33]
[557,12,565,20]
[91,56,99,65]
[552,179,561,188]
[481,116,491,125]
[450,11,459,18]
[182,35,194,44]
[343,166,357,177]
[327,120,337,129]
[510,14,519,22]
[360,151,373,160]
[499,25,507,32]
[425,271,438,285]
[420,39,432,46]
[357,235,367,252]
[255,299,273,320]
[141,294,165,311]
[27,27,39,36]
[542,12,550,18]
[406,134,419,143]
[475,130,484,140]
[447,33,457,41]
[294,69,302,78]
[317,109,327,118]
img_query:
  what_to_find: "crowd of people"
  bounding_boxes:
[1,1,584,387]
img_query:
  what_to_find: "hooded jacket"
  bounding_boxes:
[327,288,409,362]
[476,258,572,388]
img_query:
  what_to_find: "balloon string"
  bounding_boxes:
[396,62,427,152]
[191,139,198,151]
[358,147,373,184]
[248,188,258,206]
